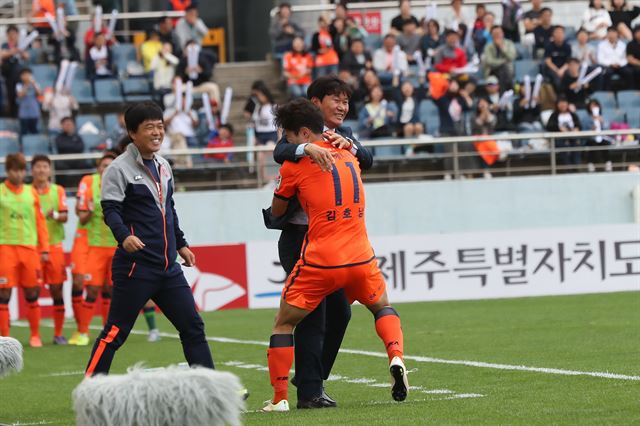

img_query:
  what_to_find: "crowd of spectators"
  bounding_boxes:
[269,0,640,175]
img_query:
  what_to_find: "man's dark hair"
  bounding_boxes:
[279,2,292,10]
[553,25,565,32]
[31,154,51,167]
[383,33,396,41]
[5,152,26,171]
[633,25,640,34]
[185,5,198,12]
[444,29,459,38]
[306,75,353,101]
[274,98,324,135]
[124,101,164,133]
[219,123,234,134]
[19,68,32,76]
[490,25,503,34]
[540,7,552,14]
[6,25,17,34]
[60,116,74,125]
[97,151,118,166]
[607,26,618,33]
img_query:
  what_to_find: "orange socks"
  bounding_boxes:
[374,307,404,361]
[79,300,95,334]
[267,334,294,403]
[53,303,65,337]
[26,301,41,338]
[101,297,111,325]
[0,303,9,336]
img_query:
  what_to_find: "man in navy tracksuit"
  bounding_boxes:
[84,102,214,376]
[267,76,373,408]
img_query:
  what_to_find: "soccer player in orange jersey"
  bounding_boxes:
[0,153,50,347]
[69,178,91,345]
[31,155,69,345]
[262,99,408,412]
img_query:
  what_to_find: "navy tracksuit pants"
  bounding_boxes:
[85,261,213,376]
[278,227,351,400]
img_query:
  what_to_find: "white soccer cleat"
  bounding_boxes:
[389,356,409,402]
[262,399,290,412]
[147,329,161,342]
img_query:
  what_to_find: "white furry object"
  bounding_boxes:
[73,366,245,426]
[0,336,23,377]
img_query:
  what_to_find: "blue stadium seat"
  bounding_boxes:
[71,80,94,104]
[76,114,105,132]
[575,109,591,130]
[104,113,120,131]
[626,108,640,128]
[112,43,137,70]
[616,90,640,109]
[591,91,617,110]
[419,100,440,135]
[0,118,19,133]
[21,134,51,156]
[564,26,577,41]
[514,59,540,81]
[94,79,124,103]
[82,134,106,153]
[122,78,152,101]
[603,108,626,124]
[364,34,383,51]
[374,145,404,157]
[75,64,86,81]
[31,64,57,87]
[0,137,20,157]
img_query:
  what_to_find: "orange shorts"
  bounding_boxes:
[42,244,68,285]
[0,245,43,288]
[85,246,116,287]
[282,258,386,311]
[71,229,89,275]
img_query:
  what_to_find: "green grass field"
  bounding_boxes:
[1,291,639,425]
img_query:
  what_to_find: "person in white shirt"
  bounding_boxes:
[443,0,469,31]
[597,26,632,90]
[164,83,200,168]
[88,32,113,78]
[372,34,408,85]
[42,89,78,135]
[583,0,613,40]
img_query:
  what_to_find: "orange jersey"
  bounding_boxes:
[274,140,374,268]
[283,52,314,86]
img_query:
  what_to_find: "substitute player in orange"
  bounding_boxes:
[263,99,408,412]
[68,186,90,345]
[0,153,49,347]
[32,155,69,345]
[74,153,118,346]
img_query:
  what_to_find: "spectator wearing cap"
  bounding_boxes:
[339,38,372,77]
[485,76,513,131]
[481,26,517,90]
[390,0,419,35]
[543,26,572,90]
[157,16,182,57]
[433,30,467,74]
[269,2,305,54]
[626,25,640,88]
[175,5,208,49]
[373,34,408,84]
[597,26,632,90]
[533,8,553,57]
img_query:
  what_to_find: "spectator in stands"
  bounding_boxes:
[358,85,398,139]
[54,117,85,175]
[330,2,348,35]
[597,26,632,90]
[501,0,522,43]
[283,36,313,99]
[105,112,127,150]
[337,68,363,121]
[269,2,305,54]
[345,16,368,40]
[609,0,640,41]
[434,30,467,74]
[1,26,28,117]
[87,32,115,80]
[150,42,179,99]
[312,15,340,78]
[485,76,513,131]
[177,39,221,105]
[561,58,591,109]
[140,30,163,73]
[157,16,181,57]
[373,34,408,84]
[513,84,544,135]
[420,19,443,61]
[473,11,494,54]
[573,29,597,65]
[472,4,487,32]
[205,123,234,163]
[546,96,583,168]
[584,98,612,172]
[245,80,278,181]
[390,0,419,35]
[472,97,497,177]
[332,18,350,61]
[16,69,42,135]
[444,0,469,31]
[175,5,209,49]
[482,26,517,90]
[543,26,572,90]
[533,8,554,57]
[393,81,424,138]
[42,89,78,135]
[627,25,640,87]
[397,19,421,62]
[523,0,544,34]
[83,13,114,54]
[583,0,613,40]
[31,0,55,39]
[164,91,200,168]
[51,5,80,64]
[340,38,372,77]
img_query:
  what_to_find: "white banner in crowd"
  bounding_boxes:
[247,224,640,308]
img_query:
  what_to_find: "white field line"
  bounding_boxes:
[13,321,640,382]
[43,370,84,377]
[222,360,482,400]
[8,422,56,425]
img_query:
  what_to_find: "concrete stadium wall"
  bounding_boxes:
[61,173,639,250]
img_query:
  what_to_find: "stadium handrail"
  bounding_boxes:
[0,10,185,26]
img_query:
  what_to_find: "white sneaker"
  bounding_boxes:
[147,329,161,342]
[389,356,409,402]
[262,399,290,412]
[605,161,613,172]
[443,174,452,181]
[587,163,596,173]
[483,171,493,179]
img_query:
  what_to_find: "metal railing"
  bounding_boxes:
[1,129,639,191]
